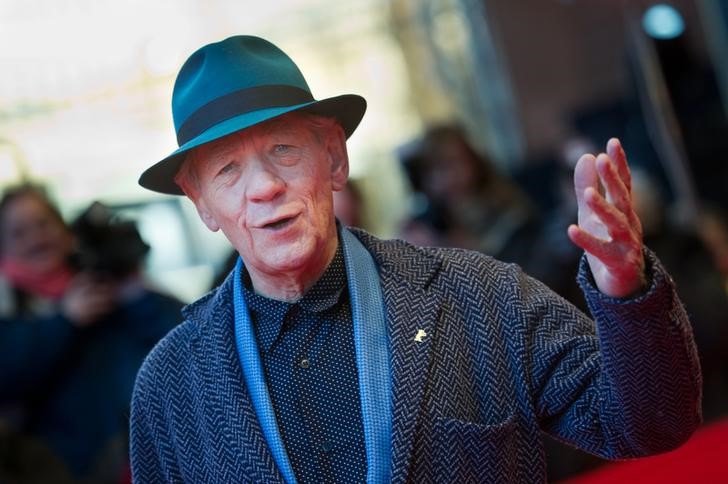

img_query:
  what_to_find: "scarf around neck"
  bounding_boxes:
[0,257,74,300]
[232,227,392,484]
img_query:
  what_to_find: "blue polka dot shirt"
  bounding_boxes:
[243,243,367,483]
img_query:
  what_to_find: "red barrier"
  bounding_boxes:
[563,418,728,484]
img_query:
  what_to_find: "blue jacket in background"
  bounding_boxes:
[1,286,183,480]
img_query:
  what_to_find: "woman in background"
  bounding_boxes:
[0,184,182,483]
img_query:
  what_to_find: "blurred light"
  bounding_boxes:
[0,151,19,182]
[642,4,685,40]
[144,35,187,77]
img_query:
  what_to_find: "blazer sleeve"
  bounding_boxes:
[521,248,702,459]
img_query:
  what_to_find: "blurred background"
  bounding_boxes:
[2,0,728,481]
[3,0,728,302]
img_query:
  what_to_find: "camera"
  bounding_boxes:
[68,202,149,279]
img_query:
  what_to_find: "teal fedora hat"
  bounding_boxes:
[139,35,367,195]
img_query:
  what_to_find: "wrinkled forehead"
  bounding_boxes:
[190,112,311,164]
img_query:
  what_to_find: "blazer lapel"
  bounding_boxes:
[368,238,443,484]
[186,278,285,483]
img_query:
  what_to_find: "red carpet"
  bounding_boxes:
[563,418,728,484]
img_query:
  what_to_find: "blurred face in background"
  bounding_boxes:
[333,183,362,228]
[0,191,74,274]
[422,137,478,200]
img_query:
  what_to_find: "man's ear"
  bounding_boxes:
[193,198,220,232]
[328,124,350,191]
[176,157,220,231]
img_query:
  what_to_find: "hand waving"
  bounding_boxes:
[567,138,646,298]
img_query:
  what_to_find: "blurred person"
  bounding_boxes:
[397,135,465,248]
[697,208,728,280]
[131,35,700,483]
[397,125,547,276]
[333,178,366,229]
[653,35,728,214]
[0,184,182,482]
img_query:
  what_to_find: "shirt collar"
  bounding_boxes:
[243,241,347,353]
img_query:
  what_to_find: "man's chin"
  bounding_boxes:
[248,232,334,276]
[257,245,316,273]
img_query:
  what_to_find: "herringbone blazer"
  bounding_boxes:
[130,229,701,483]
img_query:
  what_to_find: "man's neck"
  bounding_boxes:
[246,238,339,303]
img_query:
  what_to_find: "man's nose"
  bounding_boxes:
[246,161,285,202]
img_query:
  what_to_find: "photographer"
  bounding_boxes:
[0,183,182,483]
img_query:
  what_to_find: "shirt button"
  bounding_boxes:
[320,441,333,453]
[298,357,310,369]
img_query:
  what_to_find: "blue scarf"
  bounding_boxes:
[233,227,391,484]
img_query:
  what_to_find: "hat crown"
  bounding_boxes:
[172,36,311,133]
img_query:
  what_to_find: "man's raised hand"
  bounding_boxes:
[567,138,646,298]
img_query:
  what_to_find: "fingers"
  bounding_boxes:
[569,138,646,297]
[568,223,596,251]
[584,187,631,240]
[575,139,631,202]
[571,136,641,240]
[568,221,636,263]
[595,153,631,216]
[573,153,599,202]
[568,224,613,260]
[574,138,636,226]
[598,140,643,233]
[606,138,631,193]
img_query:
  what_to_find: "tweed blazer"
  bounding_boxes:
[130,229,701,483]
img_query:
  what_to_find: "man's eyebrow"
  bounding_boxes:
[257,116,299,137]
[201,142,238,166]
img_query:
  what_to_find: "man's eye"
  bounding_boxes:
[217,162,234,175]
[273,144,291,154]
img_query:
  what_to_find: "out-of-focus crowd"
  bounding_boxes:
[0,185,183,483]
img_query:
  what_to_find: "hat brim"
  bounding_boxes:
[139,94,366,195]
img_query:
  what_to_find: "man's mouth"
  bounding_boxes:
[262,214,297,230]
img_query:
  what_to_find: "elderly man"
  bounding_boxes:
[131,35,701,483]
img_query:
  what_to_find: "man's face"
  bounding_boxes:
[186,113,348,284]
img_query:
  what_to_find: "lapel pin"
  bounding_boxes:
[414,329,427,342]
